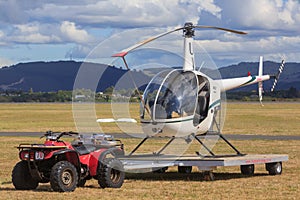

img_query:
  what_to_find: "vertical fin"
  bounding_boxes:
[258,56,264,106]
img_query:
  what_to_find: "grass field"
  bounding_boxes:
[0,102,299,199]
[0,102,299,135]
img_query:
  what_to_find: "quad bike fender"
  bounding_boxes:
[98,147,124,161]
[93,148,125,176]
[53,149,81,170]
[84,148,124,177]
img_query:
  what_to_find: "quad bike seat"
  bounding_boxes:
[72,144,97,155]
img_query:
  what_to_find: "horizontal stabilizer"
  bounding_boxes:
[97,118,137,123]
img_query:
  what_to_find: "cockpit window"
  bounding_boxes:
[141,70,173,120]
[141,69,198,120]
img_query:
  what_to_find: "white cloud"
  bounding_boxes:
[217,0,300,32]
[0,0,299,65]
[60,21,94,44]
[7,22,61,44]
[29,0,221,27]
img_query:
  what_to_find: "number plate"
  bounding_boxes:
[35,151,44,160]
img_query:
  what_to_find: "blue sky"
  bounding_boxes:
[0,0,299,67]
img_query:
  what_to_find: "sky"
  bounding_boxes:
[0,0,299,68]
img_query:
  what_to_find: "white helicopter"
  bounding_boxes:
[109,22,285,139]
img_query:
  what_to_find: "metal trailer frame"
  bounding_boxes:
[119,105,289,180]
[120,135,288,180]
[120,134,288,180]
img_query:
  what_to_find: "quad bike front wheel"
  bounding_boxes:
[12,161,39,190]
[98,158,125,188]
[50,161,78,192]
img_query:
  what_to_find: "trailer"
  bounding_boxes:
[119,133,288,181]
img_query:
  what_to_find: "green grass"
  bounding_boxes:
[0,102,299,136]
[223,102,300,135]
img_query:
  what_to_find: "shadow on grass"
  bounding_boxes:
[0,184,52,192]
[0,172,270,192]
[125,172,269,182]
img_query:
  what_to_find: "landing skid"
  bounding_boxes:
[128,105,244,158]
[127,131,244,158]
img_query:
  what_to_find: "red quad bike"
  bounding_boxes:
[12,131,125,192]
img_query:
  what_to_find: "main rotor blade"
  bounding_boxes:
[193,25,247,35]
[112,25,247,57]
[112,27,184,57]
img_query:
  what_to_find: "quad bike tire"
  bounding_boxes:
[50,161,78,192]
[12,161,39,190]
[98,158,125,188]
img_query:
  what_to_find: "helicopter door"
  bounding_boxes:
[193,76,210,126]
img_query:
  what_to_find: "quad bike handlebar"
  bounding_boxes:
[41,131,79,141]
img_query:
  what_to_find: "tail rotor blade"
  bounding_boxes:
[271,60,285,92]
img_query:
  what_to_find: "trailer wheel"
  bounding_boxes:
[12,161,39,190]
[203,171,214,181]
[266,162,282,175]
[50,161,78,192]
[98,158,125,188]
[178,166,192,173]
[241,164,255,175]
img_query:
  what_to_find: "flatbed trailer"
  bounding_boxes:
[120,154,288,180]
[118,130,288,180]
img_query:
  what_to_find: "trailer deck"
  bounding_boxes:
[121,154,288,171]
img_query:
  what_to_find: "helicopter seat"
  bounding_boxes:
[193,90,209,125]
[198,91,209,116]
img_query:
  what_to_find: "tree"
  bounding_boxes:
[287,87,299,98]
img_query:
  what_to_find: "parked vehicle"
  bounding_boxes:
[12,131,125,192]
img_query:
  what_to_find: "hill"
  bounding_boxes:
[0,60,299,92]
[0,61,150,92]
[219,61,300,91]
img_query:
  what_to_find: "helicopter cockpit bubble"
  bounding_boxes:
[141,69,198,122]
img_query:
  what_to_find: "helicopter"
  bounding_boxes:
[109,22,285,139]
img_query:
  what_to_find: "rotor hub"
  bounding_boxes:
[183,22,195,38]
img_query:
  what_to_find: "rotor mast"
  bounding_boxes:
[183,22,196,71]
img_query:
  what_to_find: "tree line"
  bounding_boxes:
[0,87,141,103]
[0,86,299,103]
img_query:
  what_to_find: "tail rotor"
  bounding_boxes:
[271,59,285,92]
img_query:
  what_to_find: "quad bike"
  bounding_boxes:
[12,131,125,192]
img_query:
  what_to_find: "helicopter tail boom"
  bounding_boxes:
[219,57,285,95]
[219,74,270,92]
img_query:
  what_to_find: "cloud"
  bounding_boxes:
[7,22,61,44]
[60,21,94,44]
[29,0,222,27]
[217,0,300,32]
[0,0,299,65]
[3,21,95,45]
